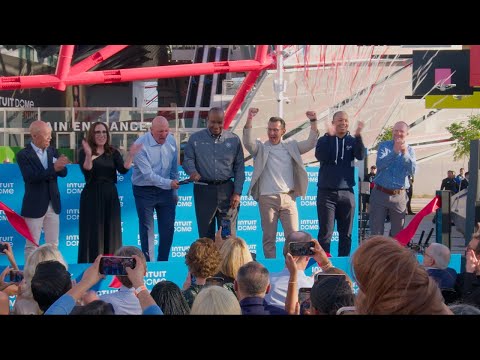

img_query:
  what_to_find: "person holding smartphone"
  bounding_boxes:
[243,108,318,258]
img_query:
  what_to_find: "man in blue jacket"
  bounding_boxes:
[315,111,365,256]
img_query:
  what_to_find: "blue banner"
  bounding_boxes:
[0,164,358,265]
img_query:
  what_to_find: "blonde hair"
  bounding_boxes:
[18,244,68,300]
[190,286,241,315]
[219,237,253,279]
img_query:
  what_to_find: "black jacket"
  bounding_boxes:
[315,132,365,190]
[16,144,68,218]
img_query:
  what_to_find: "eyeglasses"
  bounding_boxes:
[94,130,107,135]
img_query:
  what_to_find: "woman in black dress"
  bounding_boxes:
[78,122,142,263]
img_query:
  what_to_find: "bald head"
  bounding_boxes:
[29,120,49,135]
[29,120,52,150]
[150,116,170,144]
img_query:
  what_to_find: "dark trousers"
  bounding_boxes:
[362,194,370,213]
[133,185,176,261]
[316,189,355,257]
[193,181,238,240]
[406,187,413,214]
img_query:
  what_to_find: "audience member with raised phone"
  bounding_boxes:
[99,256,136,276]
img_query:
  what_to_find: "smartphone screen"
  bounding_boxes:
[298,287,311,314]
[9,270,24,283]
[205,277,225,286]
[289,241,315,256]
[221,218,231,238]
[99,256,136,276]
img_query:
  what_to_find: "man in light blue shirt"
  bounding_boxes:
[369,121,416,237]
[131,116,179,261]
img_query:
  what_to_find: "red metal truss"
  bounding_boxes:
[0,45,275,128]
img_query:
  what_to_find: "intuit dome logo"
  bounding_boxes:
[276,232,285,243]
[307,172,318,182]
[332,231,339,242]
[0,236,13,243]
[0,183,14,195]
[174,221,192,232]
[177,196,193,207]
[240,195,256,207]
[0,210,6,222]
[66,183,84,194]
[171,245,190,258]
[144,270,167,286]
[65,235,79,246]
[300,196,316,206]
[247,244,257,254]
[0,96,34,107]
[137,234,158,246]
[118,196,124,207]
[237,220,257,231]
[66,209,79,220]
[245,171,253,182]
[300,219,318,231]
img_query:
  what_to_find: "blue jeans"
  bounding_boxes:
[133,186,176,261]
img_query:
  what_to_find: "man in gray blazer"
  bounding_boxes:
[243,108,318,258]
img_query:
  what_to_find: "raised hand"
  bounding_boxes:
[129,143,143,157]
[355,120,364,136]
[306,110,317,121]
[393,138,407,154]
[247,107,259,119]
[82,139,92,157]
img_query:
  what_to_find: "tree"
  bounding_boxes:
[372,126,393,149]
[446,114,480,161]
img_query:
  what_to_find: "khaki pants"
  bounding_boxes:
[24,202,59,263]
[259,193,299,258]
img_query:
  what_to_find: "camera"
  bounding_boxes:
[9,270,24,283]
[221,218,231,238]
[0,243,8,254]
[99,256,136,276]
[289,241,315,256]
[205,277,225,287]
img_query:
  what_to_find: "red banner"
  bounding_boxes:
[0,201,37,246]
[394,196,440,246]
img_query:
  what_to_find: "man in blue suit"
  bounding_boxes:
[16,120,69,262]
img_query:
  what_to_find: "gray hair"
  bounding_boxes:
[236,261,269,296]
[427,243,451,269]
